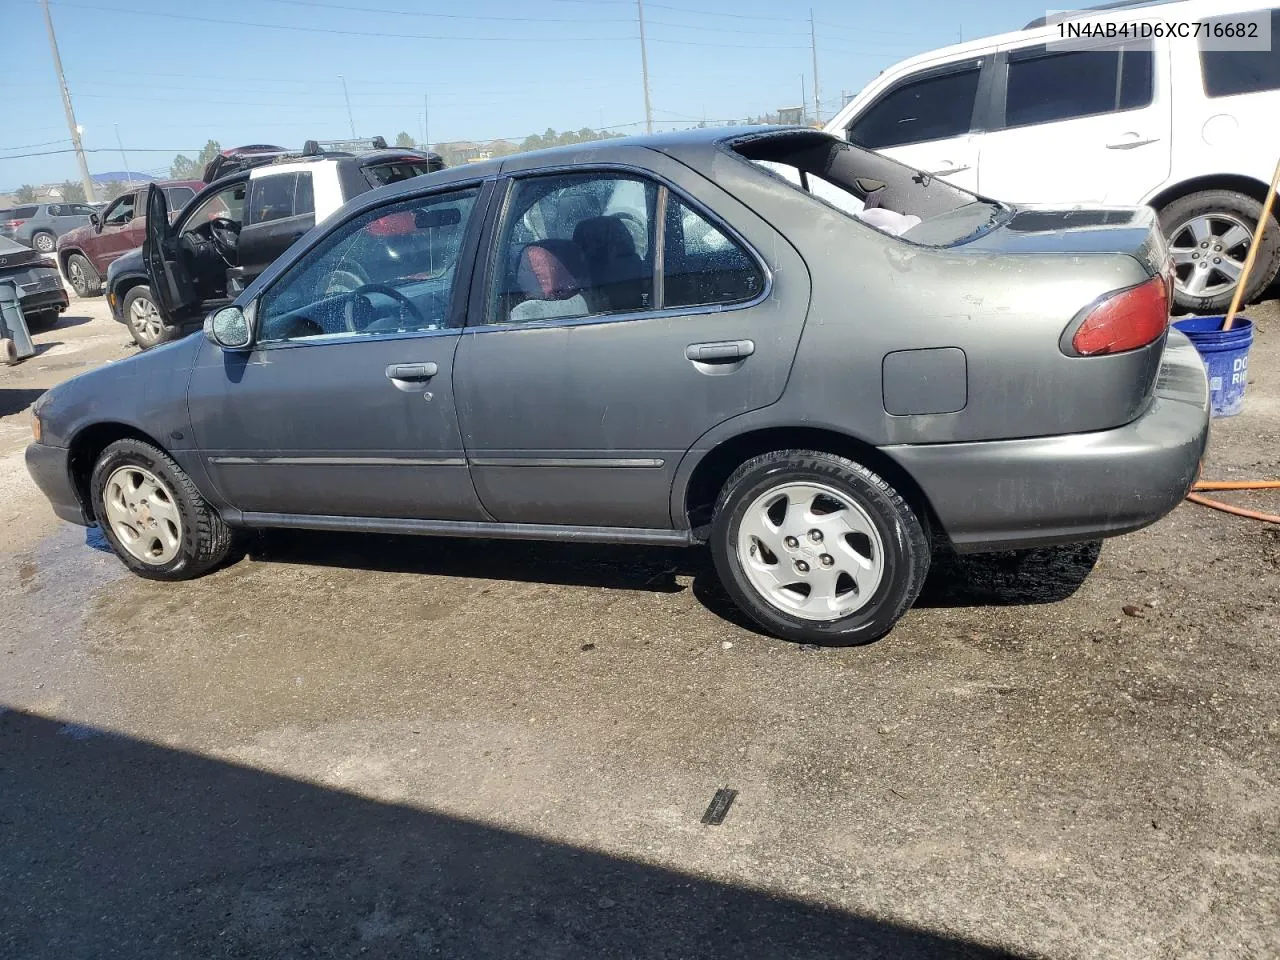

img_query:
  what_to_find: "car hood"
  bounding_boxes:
[57,223,94,250]
[108,246,144,282]
[34,332,203,448]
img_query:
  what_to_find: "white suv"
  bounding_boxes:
[826,0,1280,313]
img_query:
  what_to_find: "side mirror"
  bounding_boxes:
[89,213,100,230]
[205,304,252,350]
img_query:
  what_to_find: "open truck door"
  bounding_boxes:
[143,183,200,325]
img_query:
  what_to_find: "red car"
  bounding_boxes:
[55,180,203,298]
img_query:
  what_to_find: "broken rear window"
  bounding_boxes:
[362,160,437,188]
[730,131,1009,247]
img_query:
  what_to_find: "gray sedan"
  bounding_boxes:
[25,128,1209,645]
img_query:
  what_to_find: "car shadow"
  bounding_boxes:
[243,530,1100,634]
[38,312,95,331]
[0,708,1024,959]
[0,387,45,417]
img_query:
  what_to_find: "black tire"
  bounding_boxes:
[90,438,233,581]
[1159,189,1280,314]
[65,252,102,298]
[710,450,930,646]
[30,231,56,254]
[122,285,175,350]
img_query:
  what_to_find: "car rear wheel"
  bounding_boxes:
[1160,190,1280,314]
[710,450,930,646]
[65,253,102,298]
[123,286,174,350]
[90,438,233,580]
[31,231,56,254]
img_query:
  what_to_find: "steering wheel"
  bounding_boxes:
[342,283,424,332]
[207,217,241,264]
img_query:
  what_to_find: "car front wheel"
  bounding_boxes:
[65,253,102,298]
[123,285,174,350]
[90,438,233,580]
[711,450,930,646]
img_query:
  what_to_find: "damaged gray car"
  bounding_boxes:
[26,128,1210,645]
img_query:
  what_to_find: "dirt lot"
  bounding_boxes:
[1,298,1278,959]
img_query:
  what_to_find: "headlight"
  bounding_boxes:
[31,410,43,444]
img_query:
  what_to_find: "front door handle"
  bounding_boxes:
[385,362,438,382]
[686,340,755,363]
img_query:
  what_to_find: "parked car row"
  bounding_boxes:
[27,126,1210,645]
[826,0,1280,314]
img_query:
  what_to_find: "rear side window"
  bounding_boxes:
[1004,43,1153,128]
[1200,9,1280,97]
[10,205,39,219]
[663,196,763,308]
[247,172,313,224]
[848,62,982,149]
[164,186,195,211]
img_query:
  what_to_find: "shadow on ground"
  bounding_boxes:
[243,529,1099,636]
[0,709,1020,959]
[0,387,45,417]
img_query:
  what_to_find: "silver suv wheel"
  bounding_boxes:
[736,480,886,622]
[1168,213,1251,300]
[127,293,164,346]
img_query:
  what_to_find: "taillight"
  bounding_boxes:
[2,219,25,228]
[1067,276,1169,356]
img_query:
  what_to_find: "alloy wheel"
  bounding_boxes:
[736,480,885,621]
[1168,213,1252,300]
[128,295,164,345]
[33,233,55,253]
[68,260,87,295]
[102,465,183,565]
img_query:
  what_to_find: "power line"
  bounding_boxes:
[0,137,72,152]
[46,1,635,42]
[254,0,633,24]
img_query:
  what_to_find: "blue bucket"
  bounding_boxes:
[1171,316,1254,418]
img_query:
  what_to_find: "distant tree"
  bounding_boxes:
[170,139,222,179]
[98,181,128,202]
[520,134,544,152]
[395,131,415,148]
[14,184,38,202]
[58,180,86,203]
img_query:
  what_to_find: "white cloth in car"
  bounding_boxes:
[854,207,922,236]
[509,293,590,323]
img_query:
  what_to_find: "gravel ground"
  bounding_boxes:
[1,297,1277,959]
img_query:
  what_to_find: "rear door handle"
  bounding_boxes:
[385,362,438,381]
[685,340,755,363]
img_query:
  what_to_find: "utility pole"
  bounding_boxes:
[423,93,429,153]
[39,0,95,202]
[114,123,132,189]
[339,74,356,138]
[636,0,654,134]
[800,74,807,125]
[809,8,821,125]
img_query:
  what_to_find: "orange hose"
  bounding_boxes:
[1187,481,1280,524]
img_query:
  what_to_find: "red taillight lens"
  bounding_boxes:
[1069,276,1169,356]
[2,219,26,228]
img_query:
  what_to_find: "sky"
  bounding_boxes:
[2,0,1052,189]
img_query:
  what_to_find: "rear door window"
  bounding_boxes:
[1003,43,1153,128]
[1200,9,1280,97]
[848,62,982,149]
[10,205,39,219]
[247,172,313,224]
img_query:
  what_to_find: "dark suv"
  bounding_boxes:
[55,181,203,298]
[106,144,444,348]
[0,202,99,253]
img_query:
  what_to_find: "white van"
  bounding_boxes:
[825,0,1280,312]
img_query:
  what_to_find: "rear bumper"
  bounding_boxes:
[25,442,88,526]
[888,330,1211,553]
[20,288,69,315]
